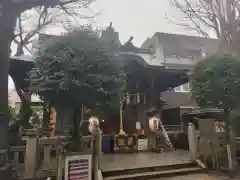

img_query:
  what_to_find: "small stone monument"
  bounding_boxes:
[198,118,237,171]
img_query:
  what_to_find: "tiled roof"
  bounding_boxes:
[154,32,219,57]
[162,90,198,109]
[163,62,195,71]
[11,55,33,62]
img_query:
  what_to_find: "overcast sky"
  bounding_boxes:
[9,0,197,90]
[91,0,193,46]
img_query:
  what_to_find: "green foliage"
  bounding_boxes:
[29,27,125,107]
[62,128,83,152]
[191,54,240,111]
[18,101,33,127]
[8,105,16,117]
[30,113,41,129]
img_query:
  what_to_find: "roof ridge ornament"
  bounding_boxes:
[127,36,134,44]
[121,36,138,53]
[106,22,114,32]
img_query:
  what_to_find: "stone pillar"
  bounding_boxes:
[188,123,197,161]
[93,129,102,180]
[228,125,237,171]
[56,147,64,180]
[23,131,38,179]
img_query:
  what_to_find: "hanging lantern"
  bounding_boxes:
[149,116,160,132]
[88,116,99,134]
[136,92,140,104]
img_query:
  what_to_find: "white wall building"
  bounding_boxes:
[141,32,219,107]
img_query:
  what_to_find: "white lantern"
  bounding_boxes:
[149,116,160,132]
[88,116,100,134]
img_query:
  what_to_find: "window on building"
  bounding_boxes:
[174,83,191,93]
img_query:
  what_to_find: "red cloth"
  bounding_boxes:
[135,129,144,135]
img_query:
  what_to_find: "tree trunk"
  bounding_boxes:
[55,105,72,134]
[42,103,50,129]
[10,66,33,131]
[0,1,19,151]
[18,98,32,128]
[72,105,81,152]
[0,2,19,178]
[13,80,33,130]
[10,31,33,130]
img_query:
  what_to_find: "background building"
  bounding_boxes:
[141,32,219,108]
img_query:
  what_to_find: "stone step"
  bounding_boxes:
[103,166,205,180]
[102,162,197,177]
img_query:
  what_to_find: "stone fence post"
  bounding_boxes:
[188,123,197,161]
[23,132,38,179]
[93,128,102,180]
[228,125,237,171]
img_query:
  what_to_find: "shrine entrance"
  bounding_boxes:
[99,36,190,154]
[95,33,203,179]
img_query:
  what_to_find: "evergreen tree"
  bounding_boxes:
[29,27,125,151]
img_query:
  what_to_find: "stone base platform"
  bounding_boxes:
[100,150,205,180]
[100,150,192,172]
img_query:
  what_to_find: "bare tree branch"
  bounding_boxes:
[11,0,98,111]
[13,0,97,56]
[169,0,240,55]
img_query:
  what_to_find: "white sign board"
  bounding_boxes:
[138,139,148,151]
[136,122,141,130]
[65,154,92,180]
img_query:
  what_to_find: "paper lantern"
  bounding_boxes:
[149,116,160,132]
[88,116,99,134]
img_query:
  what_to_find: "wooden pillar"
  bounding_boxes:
[188,123,197,161]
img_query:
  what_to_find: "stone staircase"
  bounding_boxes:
[102,162,205,180]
